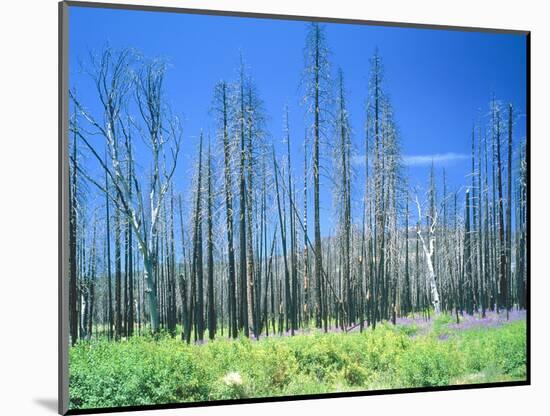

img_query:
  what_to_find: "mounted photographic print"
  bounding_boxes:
[59,1,530,414]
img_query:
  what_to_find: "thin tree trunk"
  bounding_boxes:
[207,139,216,339]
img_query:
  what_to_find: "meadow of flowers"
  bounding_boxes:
[69,312,527,410]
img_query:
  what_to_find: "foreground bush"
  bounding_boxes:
[69,319,526,409]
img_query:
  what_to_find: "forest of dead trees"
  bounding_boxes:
[67,23,528,345]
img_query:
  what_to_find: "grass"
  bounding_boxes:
[69,316,527,410]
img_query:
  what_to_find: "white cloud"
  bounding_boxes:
[403,153,469,167]
[352,152,469,167]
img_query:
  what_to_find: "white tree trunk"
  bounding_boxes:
[420,236,441,315]
[140,246,159,333]
[415,196,441,316]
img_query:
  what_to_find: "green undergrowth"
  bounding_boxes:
[69,318,526,409]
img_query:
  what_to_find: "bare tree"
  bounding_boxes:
[302,22,332,331]
[333,69,353,327]
[69,113,79,345]
[70,49,181,333]
[415,194,441,315]
[212,81,238,339]
[492,101,507,314]
[206,137,217,340]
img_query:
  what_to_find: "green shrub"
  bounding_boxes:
[209,371,248,400]
[396,338,463,387]
[342,362,371,386]
[68,320,527,410]
[460,321,526,378]
[69,338,209,408]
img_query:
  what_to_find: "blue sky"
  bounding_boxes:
[69,5,527,233]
